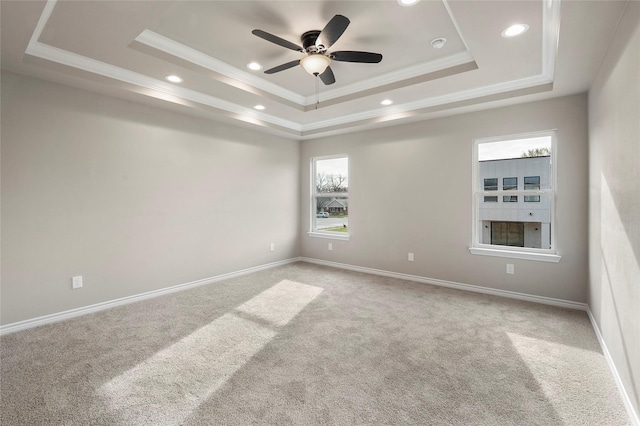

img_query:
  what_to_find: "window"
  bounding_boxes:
[502,177,518,202]
[491,222,524,247]
[310,155,349,240]
[524,176,540,202]
[471,131,559,262]
[483,178,498,202]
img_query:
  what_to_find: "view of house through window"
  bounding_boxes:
[312,155,349,235]
[474,133,554,251]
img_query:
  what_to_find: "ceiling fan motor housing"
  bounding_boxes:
[302,30,322,53]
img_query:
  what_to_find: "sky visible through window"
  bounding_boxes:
[317,157,348,187]
[479,136,552,161]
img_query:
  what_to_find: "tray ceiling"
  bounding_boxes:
[0,0,628,139]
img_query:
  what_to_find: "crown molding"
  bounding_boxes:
[135,29,307,105]
[302,51,475,105]
[301,73,552,132]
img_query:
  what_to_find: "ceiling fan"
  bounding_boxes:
[252,15,383,85]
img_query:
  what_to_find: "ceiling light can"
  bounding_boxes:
[165,75,183,83]
[398,0,420,6]
[430,38,447,49]
[501,24,529,38]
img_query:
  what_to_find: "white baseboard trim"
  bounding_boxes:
[0,257,301,336]
[586,308,640,426]
[299,257,587,311]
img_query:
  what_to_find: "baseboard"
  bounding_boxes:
[299,257,587,311]
[586,308,640,426]
[0,257,301,336]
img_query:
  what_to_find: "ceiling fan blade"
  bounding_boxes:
[252,29,303,52]
[316,15,350,50]
[319,67,336,85]
[264,60,301,74]
[331,51,383,63]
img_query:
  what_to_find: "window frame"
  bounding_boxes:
[308,154,350,241]
[470,130,560,262]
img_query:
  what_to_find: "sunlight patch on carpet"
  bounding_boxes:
[506,332,626,425]
[99,279,322,425]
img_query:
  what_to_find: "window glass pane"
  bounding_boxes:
[315,196,348,232]
[316,157,348,194]
[503,177,517,190]
[524,176,540,202]
[313,156,349,235]
[503,177,518,201]
[491,222,524,247]
[478,195,552,249]
[476,134,553,252]
[484,178,498,190]
[478,137,551,161]
[483,178,498,202]
[524,176,540,186]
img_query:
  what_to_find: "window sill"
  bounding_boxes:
[469,247,561,263]
[307,231,350,241]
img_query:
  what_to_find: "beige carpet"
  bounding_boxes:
[0,262,630,425]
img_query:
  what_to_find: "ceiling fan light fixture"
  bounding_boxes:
[397,0,420,6]
[300,54,331,76]
[247,62,262,71]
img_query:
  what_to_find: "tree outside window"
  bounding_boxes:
[311,155,349,236]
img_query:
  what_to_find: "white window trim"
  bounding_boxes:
[309,154,350,241]
[470,130,561,263]
[307,231,351,241]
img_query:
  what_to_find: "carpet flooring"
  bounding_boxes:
[0,262,630,425]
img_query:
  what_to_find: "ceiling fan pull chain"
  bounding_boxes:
[316,76,320,109]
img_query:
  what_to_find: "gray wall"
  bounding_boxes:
[588,1,640,416]
[1,72,300,325]
[300,94,589,303]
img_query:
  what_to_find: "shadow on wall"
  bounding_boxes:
[599,173,640,411]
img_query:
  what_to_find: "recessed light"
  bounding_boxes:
[165,75,183,83]
[397,0,420,6]
[247,62,262,71]
[501,24,529,38]
[254,105,266,110]
[381,99,393,106]
[430,38,447,49]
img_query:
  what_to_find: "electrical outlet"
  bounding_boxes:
[72,275,83,289]
[270,243,275,252]
[506,264,515,275]
[408,253,414,262]
[328,243,333,251]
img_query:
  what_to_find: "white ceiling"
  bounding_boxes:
[0,0,628,139]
